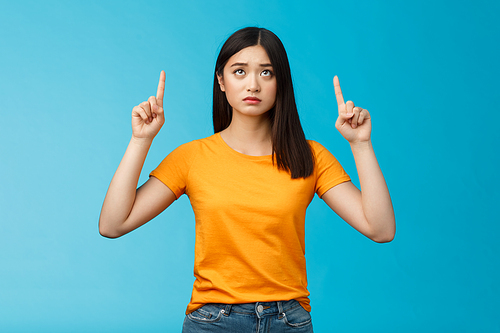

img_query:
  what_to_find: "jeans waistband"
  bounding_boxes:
[212,300,302,318]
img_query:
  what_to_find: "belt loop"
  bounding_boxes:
[223,304,232,316]
[277,301,284,317]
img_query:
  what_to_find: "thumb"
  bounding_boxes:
[154,105,165,125]
[335,112,353,130]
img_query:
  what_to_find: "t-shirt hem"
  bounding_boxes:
[185,297,311,315]
[149,172,182,199]
[317,175,351,198]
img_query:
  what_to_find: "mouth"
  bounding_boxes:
[243,96,261,104]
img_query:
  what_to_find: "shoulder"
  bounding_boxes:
[307,140,333,158]
[194,133,220,147]
[306,140,344,168]
[307,140,326,152]
[306,140,350,194]
[170,133,219,154]
[152,134,219,177]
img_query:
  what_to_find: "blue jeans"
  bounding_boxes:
[182,299,313,332]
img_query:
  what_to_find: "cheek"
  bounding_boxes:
[224,84,238,103]
[268,83,277,102]
[223,77,240,95]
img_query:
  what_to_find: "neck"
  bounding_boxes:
[220,112,273,156]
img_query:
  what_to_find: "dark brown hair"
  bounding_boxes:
[213,27,313,179]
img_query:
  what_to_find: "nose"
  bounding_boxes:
[246,74,260,92]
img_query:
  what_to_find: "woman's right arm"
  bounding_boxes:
[99,71,177,238]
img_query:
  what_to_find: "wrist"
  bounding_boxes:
[130,136,154,148]
[349,140,372,153]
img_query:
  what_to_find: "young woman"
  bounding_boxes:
[99,27,395,333]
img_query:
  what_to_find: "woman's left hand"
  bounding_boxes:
[333,76,371,144]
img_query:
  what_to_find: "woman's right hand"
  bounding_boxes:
[131,71,166,140]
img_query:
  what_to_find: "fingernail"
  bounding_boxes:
[346,113,353,117]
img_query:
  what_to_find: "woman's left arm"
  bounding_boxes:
[321,76,395,243]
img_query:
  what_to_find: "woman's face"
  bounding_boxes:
[218,45,277,119]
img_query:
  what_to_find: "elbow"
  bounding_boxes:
[370,222,396,243]
[99,229,121,239]
[372,232,395,243]
[98,219,123,239]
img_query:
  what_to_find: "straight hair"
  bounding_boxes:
[213,27,314,179]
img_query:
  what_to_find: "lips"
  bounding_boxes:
[243,96,261,103]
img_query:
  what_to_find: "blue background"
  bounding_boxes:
[1,0,499,331]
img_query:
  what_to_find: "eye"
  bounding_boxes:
[234,69,245,75]
[261,69,273,77]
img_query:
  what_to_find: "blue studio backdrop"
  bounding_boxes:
[0,0,499,332]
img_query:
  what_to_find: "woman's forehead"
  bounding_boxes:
[227,45,271,66]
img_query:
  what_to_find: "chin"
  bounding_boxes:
[236,104,274,116]
[237,109,271,118]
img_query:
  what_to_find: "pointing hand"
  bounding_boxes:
[333,76,371,143]
[131,71,166,140]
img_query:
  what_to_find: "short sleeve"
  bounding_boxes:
[149,141,197,199]
[309,141,351,197]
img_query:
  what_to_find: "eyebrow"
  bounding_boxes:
[229,62,273,67]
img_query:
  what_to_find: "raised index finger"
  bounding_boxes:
[156,70,166,108]
[333,76,345,108]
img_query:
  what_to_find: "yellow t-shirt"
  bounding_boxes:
[150,133,350,314]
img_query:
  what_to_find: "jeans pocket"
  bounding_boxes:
[282,304,312,328]
[187,304,224,323]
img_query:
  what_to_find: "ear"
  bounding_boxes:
[217,73,225,92]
